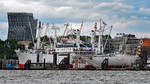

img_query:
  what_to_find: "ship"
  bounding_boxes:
[15,21,55,68]
[16,19,140,69]
[80,19,139,69]
[15,21,94,69]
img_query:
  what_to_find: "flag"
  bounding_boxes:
[102,21,107,25]
[94,22,97,30]
[48,40,51,43]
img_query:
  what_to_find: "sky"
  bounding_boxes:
[0,0,150,40]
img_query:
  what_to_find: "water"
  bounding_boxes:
[0,70,150,84]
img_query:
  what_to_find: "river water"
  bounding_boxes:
[0,70,149,84]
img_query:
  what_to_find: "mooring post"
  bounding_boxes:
[53,52,57,66]
[44,58,46,69]
[67,53,70,65]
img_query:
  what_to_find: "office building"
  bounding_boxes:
[7,12,37,41]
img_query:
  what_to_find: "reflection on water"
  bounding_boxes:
[0,70,150,84]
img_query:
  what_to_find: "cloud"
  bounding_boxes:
[130,16,137,19]
[0,22,8,30]
[111,19,150,38]
[0,0,111,21]
[0,22,8,40]
[0,0,135,21]
[0,0,150,39]
[136,33,150,38]
[95,2,134,14]
[138,8,150,15]
[55,6,72,12]
[96,2,134,9]
[113,20,137,29]
[0,0,97,19]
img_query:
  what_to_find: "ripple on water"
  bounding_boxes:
[0,70,150,84]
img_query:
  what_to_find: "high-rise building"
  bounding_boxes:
[7,12,37,41]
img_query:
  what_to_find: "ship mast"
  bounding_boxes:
[76,29,80,49]
[76,21,83,50]
[36,21,42,49]
[91,30,95,51]
[97,19,103,54]
[51,24,60,49]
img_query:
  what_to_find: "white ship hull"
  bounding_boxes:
[16,51,53,64]
[93,54,138,67]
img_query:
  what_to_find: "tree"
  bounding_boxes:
[0,39,18,59]
[28,42,34,49]
[80,36,90,42]
[17,44,25,50]
[5,39,17,49]
[40,35,54,46]
[41,35,49,42]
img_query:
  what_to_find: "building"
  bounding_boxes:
[137,38,150,58]
[113,33,138,54]
[137,38,150,67]
[7,12,37,41]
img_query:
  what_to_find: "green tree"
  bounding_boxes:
[28,42,34,49]
[0,39,18,59]
[41,35,49,42]
[80,36,90,42]
[17,44,25,50]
